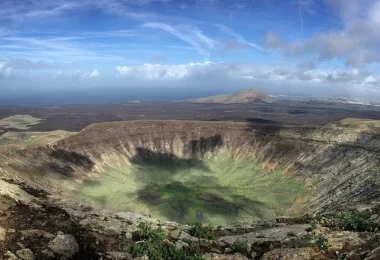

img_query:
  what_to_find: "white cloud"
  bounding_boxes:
[194,30,216,49]
[267,0,380,67]
[0,61,13,77]
[54,69,101,79]
[88,69,100,78]
[216,24,264,52]
[115,61,380,87]
[143,22,216,59]
[361,75,380,86]
[116,62,214,79]
[3,67,13,77]
[0,61,7,71]
[0,0,158,22]
[3,36,126,63]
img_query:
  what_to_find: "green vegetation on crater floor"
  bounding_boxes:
[75,152,302,225]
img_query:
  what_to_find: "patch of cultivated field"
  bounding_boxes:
[75,153,302,225]
[0,130,75,148]
[0,115,43,130]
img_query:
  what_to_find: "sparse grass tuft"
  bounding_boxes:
[315,236,329,252]
[231,239,246,254]
[341,212,377,232]
[129,222,203,260]
[188,222,215,240]
[305,222,318,233]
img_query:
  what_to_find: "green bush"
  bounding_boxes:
[188,222,215,240]
[342,212,377,232]
[129,222,203,260]
[305,222,318,233]
[335,253,348,260]
[231,239,246,254]
[315,236,328,252]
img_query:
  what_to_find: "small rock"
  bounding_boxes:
[169,229,181,239]
[43,232,55,239]
[179,232,193,241]
[41,249,55,258]
[162,239,173,247]
[170,229,192,241]
[57,231,64,235]
[205,253,249,260]
[175,240,189,250]
[20,230,44,239]
[162,224,177,231]
[48,234,80,258]
[16,242,25,249]
[105,252,133,260]
[4,251,18,260]
[16,248,35,260]
[0,210,6,216]
[0,226,6,241]
[224,247,232,253]
[210,248,222,254]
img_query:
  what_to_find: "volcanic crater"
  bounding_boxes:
[2,120,380,225]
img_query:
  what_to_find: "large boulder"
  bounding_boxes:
[48,234,79,258]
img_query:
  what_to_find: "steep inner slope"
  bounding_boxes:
[1,120,380,226]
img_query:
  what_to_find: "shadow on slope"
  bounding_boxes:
[125,135,297,224]
[130,147,210,173]
[134,171,268,224]
[183,135,223,158]
[71,131,302,224]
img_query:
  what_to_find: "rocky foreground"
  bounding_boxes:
[1,183,380,260]
[1,119,380,259]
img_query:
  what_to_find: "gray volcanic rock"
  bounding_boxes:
[15,248,35,260]
[48,234,79,258]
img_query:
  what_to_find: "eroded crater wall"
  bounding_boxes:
[1,120,380,219]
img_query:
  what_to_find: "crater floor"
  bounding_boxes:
[74,151,301,225]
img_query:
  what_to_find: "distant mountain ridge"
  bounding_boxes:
[189,88,274,104]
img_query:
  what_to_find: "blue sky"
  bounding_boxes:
[1,0,380,103]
